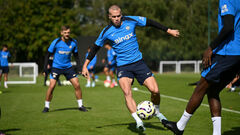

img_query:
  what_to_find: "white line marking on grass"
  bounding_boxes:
[97,79,240,114]
[135,89,240,114]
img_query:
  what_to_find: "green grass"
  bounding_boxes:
[0,73,240,135]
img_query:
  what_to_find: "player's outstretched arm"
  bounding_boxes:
[146,18,180,37]
[167,29,180,37]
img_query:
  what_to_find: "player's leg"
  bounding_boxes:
[69,77,87,112]
[143,76,167,122]
[0,68,2,85]
[91,72,95,87]
[42,78,57,112]
[85,69,91,87]
[110,70,115,88]
[104,66,111,87]
[2,67,9,88]
[119,77,145,131]
[162,77,209,135]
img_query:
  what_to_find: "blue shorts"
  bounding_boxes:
[0,66,9,74]
[50,67,77,80]
[201,54,240,84]
[116,59,153,85]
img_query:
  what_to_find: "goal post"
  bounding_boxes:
[6,62,38,84]
[159,60,202,74]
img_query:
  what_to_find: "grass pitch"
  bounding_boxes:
[0,73,239,135]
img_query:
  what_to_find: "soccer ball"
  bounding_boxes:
[137,101,155,120]
[104,80,111,87]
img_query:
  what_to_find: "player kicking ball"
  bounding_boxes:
[82,5,179,131]
[42,25,87,113]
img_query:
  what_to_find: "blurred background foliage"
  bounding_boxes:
[0,0,218,70]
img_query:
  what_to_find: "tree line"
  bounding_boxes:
[0,0,218,70]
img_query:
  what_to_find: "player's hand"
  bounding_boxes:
[202,47,213,69]
[167,29,180,37]
[43,72,46,76]
[81,66,89,78]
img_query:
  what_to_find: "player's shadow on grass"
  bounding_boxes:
[222,127,240,135]
[96,122,165,135]
[0,128,21,135]
[51,107,92,112]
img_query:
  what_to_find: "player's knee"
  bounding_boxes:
[149,86,159,94]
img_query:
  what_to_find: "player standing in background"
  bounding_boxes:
[82,5,180,131]
[42,25,87,113]
[103,42,117,88]
[163,0,240,135]
[85,47,97,87]
[0,45,11,88]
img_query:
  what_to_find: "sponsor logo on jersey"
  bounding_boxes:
[114,32,133,44]
[58,51,71,55]
[221,4,228,13]
[139,16,145,21]
[126,26,130,30]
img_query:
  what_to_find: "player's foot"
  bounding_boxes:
[114,82,118,86]
[42,107,49,113]
[136,122,145,132]
[85,84,91,87]
[155,112,167,122]
[79,106,88,112]
[91,82,95,87]
[4,84,8,88]
[110,82,115,88]
[162,119,184,135]
[104,80,111,87]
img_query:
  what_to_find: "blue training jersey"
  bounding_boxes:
[85,52,97,69]
[107,48,116,65]
[213,0,240,55]
[48,37,78,69]
[0,51,11,67]
[95,16,147,66]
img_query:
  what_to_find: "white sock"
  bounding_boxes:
[45,101,50,108]
[106,76,110,81]
[154,104,167,121]
[77,99,83,107]
[154,105,160,114]
[112,79,115,83]
[177,110,192,131]
[212,117,221,135]
[4,81,7,86]
[131,112,142,123]
[87,80,91,85]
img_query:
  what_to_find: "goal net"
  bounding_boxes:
[6,63,38,84]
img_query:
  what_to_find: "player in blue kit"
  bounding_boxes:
[85,47,97,87]
[42,25,87,113]
[103,43,117,88]
[82,5,180,131]
[162,0,240,135]
[0,45,11,88]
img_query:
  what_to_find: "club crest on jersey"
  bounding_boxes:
[114,32,133,44]
[126,26,130,30]
[69,45,72,49]
[221,4,228,13]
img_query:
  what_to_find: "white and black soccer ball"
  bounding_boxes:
[137,101,155,120]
